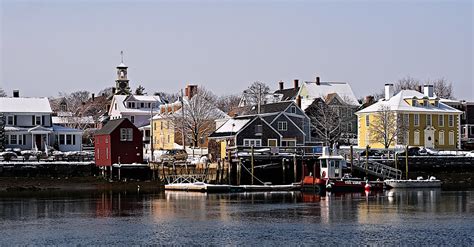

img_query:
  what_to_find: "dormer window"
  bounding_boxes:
[412,99,417,106]
[423,99,428,106]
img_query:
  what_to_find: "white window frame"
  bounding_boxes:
[439,114,444,127]
[448,131,454,145]
[290,106,296,114]
[448,115,454,127]
[131,116,135,123]
[282,139,297,147]
[255,124,263,135]
[243,139,262,147]
[106,147,109,160]
[35,115,42,125]
[278,121,288,131]
[414,114,419,127]
[414,130,420,145]
[438,131,445,145]
[120,128,133,141]
[97,149,100,160]
[426,114,432,126]
[10,135,17,145]
[7,116,14,125]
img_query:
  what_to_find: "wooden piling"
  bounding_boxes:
[282,158,286,184]
[350,145,354,174]
[293,154,297,183]
[237,159,242,186]
[405,145,409,179]
[251,146,255,185]
[365,145,369,178]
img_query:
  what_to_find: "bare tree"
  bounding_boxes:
[368,105,406,149]
[0,88,6,97]
[241,81,271,110]
[394,76,421,94]
[216,94,241,113]
[0,113,5,151]
[135,85,146,95]
[155,91,179,103]
[50,91,97,130]
[98,87,114,98]
[305,98,342,146]
[432,78,454,99]
[170,87,226,147]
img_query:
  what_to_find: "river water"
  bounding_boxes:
[0,189,472,245]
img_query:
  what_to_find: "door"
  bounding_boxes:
[424,127,435,148]
[35,135,42,150]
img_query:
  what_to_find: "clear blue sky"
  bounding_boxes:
[1,0,473,100]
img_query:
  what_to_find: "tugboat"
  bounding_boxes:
[302,147,383,192]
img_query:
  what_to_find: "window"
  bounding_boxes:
[414,131,420,145]
[18,135,22,145]
[403,114,409,126]
[243,139,262,147]
[439,115,444,127]
[278,121,287,131]
[120,128,133,141]
[426,114,432,126]
[105,137,108,143]
[160,122,163,130]
[414,114,419,126]
[448,115,454,127]
[10,135,17,145]
[60,135,65,145]
[140,103,144,108]
[154,123,157,131]
[439,131,445,145]
[106,147,109,160]
[167,135,170,143]
[255,125,263,135]
[448,131,454,146]
[114,103,117,110]
[290,106,296,114]
[35,116,42,125]
[470,126,474,135]
[7,116,13,125]
[97,149,100,159]
[282,139,297,146]
[365,115,370,127]
[131,116,135,123]
[268,139,278,146]
[66,135,72,145]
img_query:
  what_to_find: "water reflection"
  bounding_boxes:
[0,190,472,245]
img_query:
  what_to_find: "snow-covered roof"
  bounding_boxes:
[0,97,52,113]
[356,90,463,114]
[117,62,127,68]
[302,81,360,107]
[52,116,94,124]
[111,94,163,114]
[214,118,252,134]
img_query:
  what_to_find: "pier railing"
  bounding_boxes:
[352,159,402,179]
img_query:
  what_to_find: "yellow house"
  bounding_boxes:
[151,113,176,150]
[356,84,462,150]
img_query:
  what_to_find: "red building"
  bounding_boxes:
[94,118,143,166]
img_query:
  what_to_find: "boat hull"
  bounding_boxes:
[384,180,442,188]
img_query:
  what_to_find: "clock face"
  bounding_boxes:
[119,82,127,88]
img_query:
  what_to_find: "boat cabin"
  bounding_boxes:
[318,154,346,179]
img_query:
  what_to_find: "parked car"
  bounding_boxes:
[160,149,188,162]
[396,147,422,156]
[359,149,384,158]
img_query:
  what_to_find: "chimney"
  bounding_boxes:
[416,85,422,93]
[423,84,434,98]
[279,81,284,90]
[13,90,19,98]
[294,79,299,89]
[91,93,95,101]
[188,85,198,99]
[296,95,302,108]
[316,77,320,85]
[365,95,374,104]
[384,83,394,100]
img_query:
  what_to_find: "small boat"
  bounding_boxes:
[384,176,442,189]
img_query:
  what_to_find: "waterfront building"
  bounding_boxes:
[94,118,143,166]
[355,84,462,150]
[0,91,83,152]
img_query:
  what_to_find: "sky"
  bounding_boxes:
[1,0,473,100]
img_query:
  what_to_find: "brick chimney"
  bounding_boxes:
[316,77,320,85]
[91,93,95,101]
[187,85,198,99]
[296,95,302,108]
[279,81,284,90]
[416,85,422,93]
[294,79,299,89]
[365,95,374,104]
[13,90,19,98]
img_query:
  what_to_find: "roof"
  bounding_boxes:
[274,87,300,101]
[0,97,52,113]
[231,101,294,116]
[52,116,95,124]
[117,62,127,68]
[111,94,163,114]
[209,117,253,138]
[356,90,463,114]
[94,118,129,135]
[302,81,360,107]
[52,125,83,133]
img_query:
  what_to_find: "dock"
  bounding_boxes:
[165,182,301,193]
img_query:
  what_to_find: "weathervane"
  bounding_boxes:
[120,50,124,63]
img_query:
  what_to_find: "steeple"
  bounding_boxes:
[115,51,130,95]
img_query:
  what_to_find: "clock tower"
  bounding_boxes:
[115,51,131,95]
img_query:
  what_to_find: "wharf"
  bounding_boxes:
[164,182,301,193]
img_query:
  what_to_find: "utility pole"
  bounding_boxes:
[180,89,186,149]
[150,103,154,162]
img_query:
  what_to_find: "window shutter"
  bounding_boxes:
[32,116,35,125]
[14,116,17,125]
[42,116,45,126]
[73,135,76,145]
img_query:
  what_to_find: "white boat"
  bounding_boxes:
[384,176,442,188]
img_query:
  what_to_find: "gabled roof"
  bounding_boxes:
[0,97,52,113]
[274,87,300,101]
[356,90,463,114]
[95,118,130,135]
[231,101,295,116]
[302,81,359,107]
[110,94,163,114]
[209,116,254,138]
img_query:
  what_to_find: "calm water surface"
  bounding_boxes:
[0,189,472,245]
